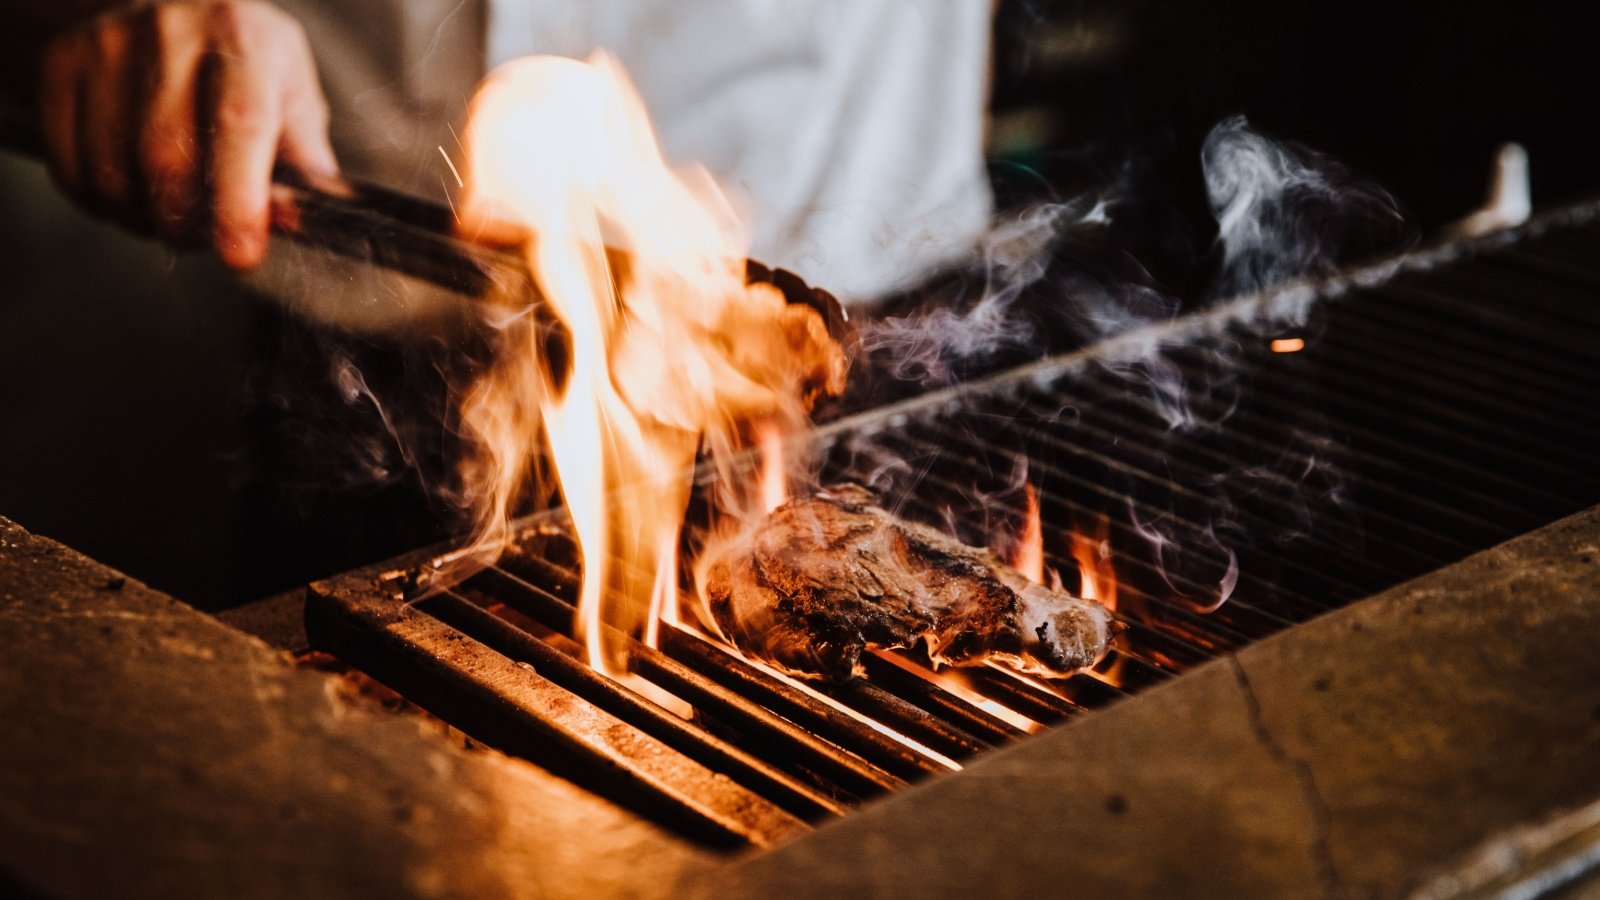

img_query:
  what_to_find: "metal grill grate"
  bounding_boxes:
[306,201,1600,848]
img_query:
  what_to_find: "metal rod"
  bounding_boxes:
[1013,385,1508,568]
[467,565,905,799]
[304,580,807,848]
[894,416,1369,615]
[424,589,844,820]
[876,428,1307,642]
[1319,313,1600,443]
[1331,296,1597,411]
[487,553,951,782]
[1154,345,1574,515]
[656,625,957,781]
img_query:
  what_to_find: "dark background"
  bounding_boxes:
[990,0,1596,225]
[1,0,1595,610]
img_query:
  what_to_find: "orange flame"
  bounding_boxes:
[1010,484,1045,585]
[451,54,844,677]
[1070,519,1118,614]
[756,422,788,514]
[1270,337,1305,353]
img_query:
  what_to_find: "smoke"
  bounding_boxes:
[849,201,1092,387]
[815,116,1411,615]
[1204,114,1408,305]
[269,113,1407,622]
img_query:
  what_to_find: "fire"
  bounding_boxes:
[451,54,845,676]
[1270,337,1306,353]
[1010,485,1116,613]
[1070,519,1118,614]
[756,422,788,514]
[1010,484,1045,585]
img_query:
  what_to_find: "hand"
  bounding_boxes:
[37,0,337,270]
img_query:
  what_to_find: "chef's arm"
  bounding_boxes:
[2,0,336,270]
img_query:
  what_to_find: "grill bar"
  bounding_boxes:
[1040,366,1505,546]
[655,628,958,780]
[466,563,906,800]
[1013,391,1398,594]
[421,590,843,820]
[858,653,1034,741]
[1173,359,1566,523]
[492,550,961,781]
[874,434,1262,657]
[304,580,806,848]
[892,409,1374,611]
[1327,305,1594,418]
[806,211,1600,704]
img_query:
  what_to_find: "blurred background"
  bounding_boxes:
[2,0,1594,610]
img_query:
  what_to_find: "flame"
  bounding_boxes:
[1070,519,1118,614]
[1010,484,1045,585]
[451,54,844,677]
[1270,337,1305,353]
[756,422,788,514]
[874,653,1044,735]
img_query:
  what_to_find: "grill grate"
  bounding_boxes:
[307,201,1600,848]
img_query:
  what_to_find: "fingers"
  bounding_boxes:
[140,5,206,245]
[202,4,335,270]
[34,0,339,270]
[80,20,139,220]
[277,51,337,181]
[204,27,282,271]
[38,32,87,198]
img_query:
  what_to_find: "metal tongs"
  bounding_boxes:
[0,108,850,341]
[267,170,851,342]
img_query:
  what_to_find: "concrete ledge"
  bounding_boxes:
[0,517,706,900]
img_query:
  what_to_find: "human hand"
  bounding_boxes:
[38,0,337,269]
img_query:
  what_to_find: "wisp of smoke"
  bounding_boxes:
[818,116,1412,613]
[1204,114,1409,306]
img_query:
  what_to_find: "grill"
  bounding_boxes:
[305,198,1600,851]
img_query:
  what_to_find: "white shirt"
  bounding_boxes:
[276,0,993,305]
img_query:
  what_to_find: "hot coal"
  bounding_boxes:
[701,485,1112,682]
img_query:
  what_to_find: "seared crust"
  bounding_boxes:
[704,485,1111,682]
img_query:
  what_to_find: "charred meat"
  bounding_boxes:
[701,484,1112,681]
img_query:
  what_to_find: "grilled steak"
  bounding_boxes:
[701,484,1112,682]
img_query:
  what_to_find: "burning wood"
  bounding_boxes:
[700,485,1113,682]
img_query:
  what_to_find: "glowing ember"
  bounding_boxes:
[1270,337,1306,353]
[450,53,844,676]
[1070,520,1118,615]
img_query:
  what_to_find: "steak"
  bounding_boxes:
[700,484,1112,682]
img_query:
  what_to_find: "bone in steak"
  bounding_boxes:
[701,484,1112,682]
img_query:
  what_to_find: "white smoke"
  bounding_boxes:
[1204,114,1408,305]
[850,198,1110,387]
[815,116,1413,616]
